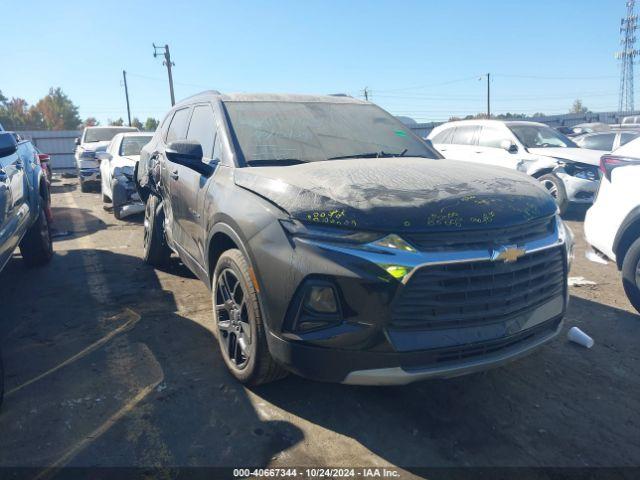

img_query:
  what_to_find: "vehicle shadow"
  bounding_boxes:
[253,295,640,468]
[49,206,108,241]
[562,204,589,222]
[48,183,77,195]
[0,249,301,469]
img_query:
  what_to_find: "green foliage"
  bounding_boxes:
[143,117,160,132]
[570,99,589,114]
[131,117,143,130]
[108,118,125,126]
[0,87,81,130]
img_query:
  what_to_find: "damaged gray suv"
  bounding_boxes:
[136,91,573,386]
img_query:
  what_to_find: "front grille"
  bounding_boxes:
[404,216,555,251]
[391,247,566,330]
[429,317,561,365]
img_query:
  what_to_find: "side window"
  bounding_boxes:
[432,128,454,144]
[478,127,509,148]
[451,126,480,145]
[186,104,216,158]
[165,108,191,144]
[582,133,615,151]
[620,132,640,147]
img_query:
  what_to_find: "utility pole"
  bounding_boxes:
[363,87,370,101]
[486,73,491,118]
[122,70,132,127]
[153,43,176,106]
[617,0,639,114]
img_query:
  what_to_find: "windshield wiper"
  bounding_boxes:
[328,149,408,160]
[246,158,308,166]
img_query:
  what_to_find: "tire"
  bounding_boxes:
[538,173,569,215]
[19,200,53,267]
[621,237,640,315]
[143,195,171,266]
[0,350,4,409]
[79,178,91,193]
[212,249,287,385]
[113,205,123,220]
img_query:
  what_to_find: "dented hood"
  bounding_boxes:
[234,157,557,232]
[528,147,602,166]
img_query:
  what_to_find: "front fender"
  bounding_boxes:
[525,157,560,177]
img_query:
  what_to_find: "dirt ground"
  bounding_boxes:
[0,177,638,477]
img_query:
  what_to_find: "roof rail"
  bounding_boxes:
[328,93,352,97]
[179,90,222,103]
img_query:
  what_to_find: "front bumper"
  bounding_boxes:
[250,217,570,385]
[268,313,563,385]
[112,176,144,217]
[557,172,598,204]
[78,167,101,183]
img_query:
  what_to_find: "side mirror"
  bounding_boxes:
[500,139,518,153]
[0,132,18,158]
[96,152,112,161]
[75,138,81,146]
[166,140,212,175]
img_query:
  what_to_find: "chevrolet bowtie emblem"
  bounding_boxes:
[491,245,526,263]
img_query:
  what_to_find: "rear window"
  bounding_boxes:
[620,132,640,147]
[580,133,616,151]
[431,127,454,144]
[450,126,480,145]
[84,127,137,143]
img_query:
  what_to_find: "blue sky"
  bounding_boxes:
[0,0,627,124]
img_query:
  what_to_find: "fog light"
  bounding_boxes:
[304,286,338,313]
[385,265,409,280]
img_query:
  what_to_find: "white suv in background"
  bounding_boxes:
[584,137,640,314]
[74,126,138,192]
[427,120,602,214]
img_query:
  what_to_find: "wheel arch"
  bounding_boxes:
[530,168,554,179]
[206,222,254,284]
[613,207,640,269]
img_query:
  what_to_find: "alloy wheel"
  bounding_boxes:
[215,268,251,369]
[143,202,151,248]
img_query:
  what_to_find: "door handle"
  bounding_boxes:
[170,169,179,180]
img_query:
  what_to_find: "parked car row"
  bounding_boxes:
[427,119,601,214]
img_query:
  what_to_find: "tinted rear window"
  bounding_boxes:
[451,126,479,145]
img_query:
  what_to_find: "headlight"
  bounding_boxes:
[113,166,134,179]
[557,214,574,268]
[279,219,381,244]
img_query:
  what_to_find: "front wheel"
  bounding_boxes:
[538,173,569,215]
[142,195,171,266]
[19,201,53,267]
[622,237,640,315]
[212,249,287,385]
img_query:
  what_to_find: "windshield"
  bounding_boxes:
[119,136,152,156]
[509,124,577,149]
[223,101,439,165]
[84,127,137,143]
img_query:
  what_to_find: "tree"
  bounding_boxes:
[35,87,81,130]
[108,118,124,126]
[131,117,143,130]
[144,117,159,131]
[83,117,99,127]
[570,99,588,114]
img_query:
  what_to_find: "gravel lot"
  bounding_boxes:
[0,177,638,476]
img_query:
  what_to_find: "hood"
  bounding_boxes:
[528,147,602,166]
[234,157,557,232]
[80,140,110,152]
[111,155,139,170]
